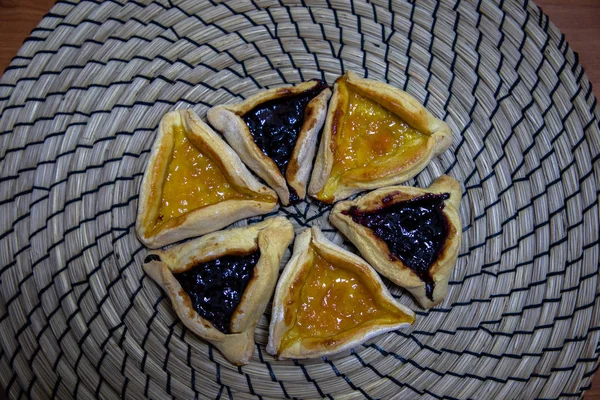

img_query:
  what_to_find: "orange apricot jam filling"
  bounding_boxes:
[316,81,428,202]
[153,125,251,231]
[279,244,414,351]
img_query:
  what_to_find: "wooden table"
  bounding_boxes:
[1,0,599,398]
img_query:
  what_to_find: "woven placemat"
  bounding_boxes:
[1,0,599,398]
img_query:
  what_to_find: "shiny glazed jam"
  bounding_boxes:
[242,80,328,175]
[155,125,249,230]
[280,245,413,351]
[317,80,427,202]
[174,250,261,333]
[344,193,450,300]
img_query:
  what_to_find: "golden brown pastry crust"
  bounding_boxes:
[267,226,415,359]
[207,81,332,205]
[330,175,462,309]
[136,109,278,249]
[308,71,452,203]
[144,217,294,365]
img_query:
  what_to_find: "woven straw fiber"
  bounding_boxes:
[0,0,599,398]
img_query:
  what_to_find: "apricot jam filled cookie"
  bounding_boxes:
[309,71,452,203]
[208,80,331,205]
[144,217,294,365]
[136,109,278,248]
[330,175,461,308]
[267,227,415,359]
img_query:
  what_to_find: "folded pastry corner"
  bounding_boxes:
[330,175,462,309]
[136,109,278,248]
[267,226,415,359]
[207,80,331,206]
[309,71,452,203]
[144,216,294,365]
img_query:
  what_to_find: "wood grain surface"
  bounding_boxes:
[0,0,599,399]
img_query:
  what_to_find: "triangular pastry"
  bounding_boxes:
[136,109,278,248]
[267,226,415,359]
[207,80,331,205]
[144,217,294,365]
[309,71,452,203]
[330,175,461,309]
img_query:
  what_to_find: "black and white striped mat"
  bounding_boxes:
[0,0,599,398]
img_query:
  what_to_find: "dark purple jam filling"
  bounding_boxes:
[174,250,260,333]
[242,80,328,175]
[343,193,450,301]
